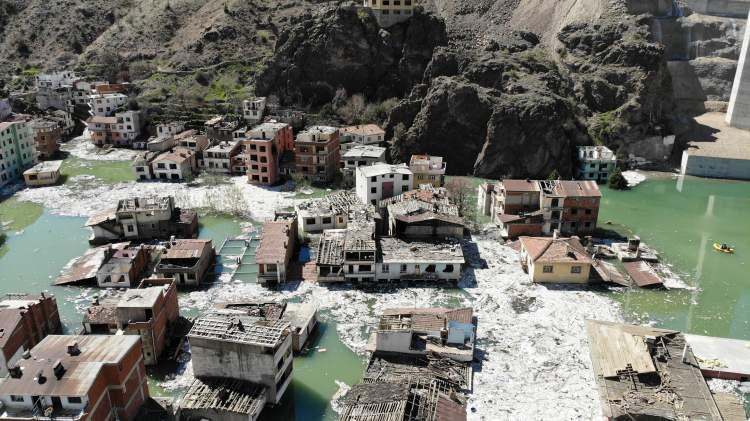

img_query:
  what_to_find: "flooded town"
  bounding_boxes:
[1,0,750,420]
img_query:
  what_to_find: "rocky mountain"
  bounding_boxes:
[1,0,747,178]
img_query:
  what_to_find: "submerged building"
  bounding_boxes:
[187,311,294,405]
[85,196,198,245]
[82,278,180,365]
[154,239,215,287]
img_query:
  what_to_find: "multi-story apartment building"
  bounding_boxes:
[295,126,340,184]
[539,179,601,235]
[409,154,446,187]
[29,119,62,159]
[355,163,413,204]
[0,120,37,187]
[156,121,186,138]
[151,149,196,181]
[88,110,142,147]
[576,146,617,182]
[237,121,294,185]
[256,219,297,285]
[362,0,416,27]
[88,93,128,117]
[83,278,180,365]
[485,179,601,237]
[243,97,267,123]
[188,311,294,405]
[0,293,62,377]
[0,335,149,421]
[204,116,238,143]
[204,140,241,174]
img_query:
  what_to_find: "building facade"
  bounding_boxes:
[23,160,63,187]
[576,146,616,182]
[408,154,446,187]
[88,93,128,117]
[204,141,241,174]
[29,120,62,159]
[340,145,386,183]
[362,0,416,27]
[151,149,196,181]
[88,110,142,147]
[243,97,267,123]
[0,120,36,187]
[256,219,297,284]
[355,163,413,204]
[295,126,341,184]
[188,311,294,405]
[519,236,593,284]
[0,293,62,378]
[155,239,215,287]
[240,122,294,185]
[0,335,149,421]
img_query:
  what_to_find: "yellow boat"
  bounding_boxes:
[713,243,735,254]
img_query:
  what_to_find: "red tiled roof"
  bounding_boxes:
[554,180,601,198]
[342,124,384,136]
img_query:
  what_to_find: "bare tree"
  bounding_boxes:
[337,94,367,125]
[446,178,471,217]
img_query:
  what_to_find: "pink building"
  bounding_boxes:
[238,122,294,185]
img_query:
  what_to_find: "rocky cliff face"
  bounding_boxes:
[385,6,673,178]
[256,6,447,106]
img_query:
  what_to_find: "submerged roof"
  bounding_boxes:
[179,377,266,417]
[188,311,290,348]
[256,221,293,264]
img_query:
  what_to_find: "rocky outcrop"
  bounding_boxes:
[386,8,673,179]
[256,6,447,106]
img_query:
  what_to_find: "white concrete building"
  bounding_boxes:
[188,311,294,405]
[341,145,386,182]
[0,120,37,187]
[409,154,446,187]
[88,93,128,117]
[23,160,63,187]
[575,146,616,182]
[356,163,413,204]
[156,121,186,137]
[36,71,78,90]
[341,124,385,152]
[727,7,750,129]
[205,141,241,174]
[151,149,196,181]
[362,0,416,27]
[243,97,267,123]
[375,237,464,283]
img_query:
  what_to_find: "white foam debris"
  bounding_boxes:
[15,175,295,222]
[62,131,140,161]
[168,236,622,420]
[622,170,646,187]
[331,380,352,414]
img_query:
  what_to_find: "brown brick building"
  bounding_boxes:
[0,293,62,378]
[0,335,149,421]
[295,126,341,184]
[29,120,62,160]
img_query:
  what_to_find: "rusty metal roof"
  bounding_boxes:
[162,239,211,260]
[501,179,540,192]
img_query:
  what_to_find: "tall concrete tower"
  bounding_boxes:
[727,9,750,129]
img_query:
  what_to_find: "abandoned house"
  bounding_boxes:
[375,238,464,283]
[187,311,294,405]
[367,307,476,362]
[95,243,149,288]
[255,219,297,285]
[85,196,198,245]
[82,278,180,365]
[154,239,215,287]
[519,235,593,284]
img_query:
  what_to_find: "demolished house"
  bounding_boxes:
[177,377,267,421]
[316,229,347,282]
[367,307,476,363]
[86,196,198,245]
[82,278,180,365]
[295,190,362,235]
[216,300,318,353]
[376,238,465,284]
[585,320,743,420]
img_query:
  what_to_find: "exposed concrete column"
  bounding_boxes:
[727,8,750,128]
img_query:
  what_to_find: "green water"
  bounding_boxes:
[60,156,134,184]
[600,174,750,339]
